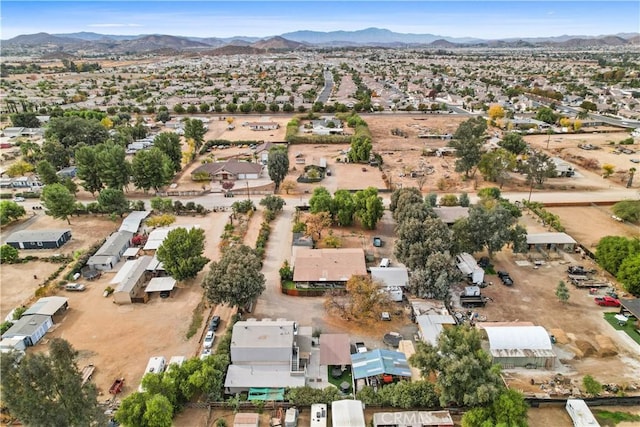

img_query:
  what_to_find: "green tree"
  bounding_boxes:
[395,217,452,270]
[75,146,103,195]
[618,253,640,296]
[259,195,285,213]
[459,192,470,207]
[596,236,640,276]
[583,375,603,397]
[202,244,265,308]
[143,394,173,427]
[0,338,105,426]
[267,146,289,192]
[153,132,183,173]
[269,102,280,113]
[0,200,26,225]
[156,227,210,281]
[41,139,71,169]
[0,244,19,263]
[410,325,503,407]
[409,251,462,299]
[173,104,185,114]
[45,116,109,149]
[309,186,333,215]
[132,147,174,192]
[478,148,516,187]
[390,187,423,214]
[36,159,59,185]
[226,103,238,113]
[156,110,171,123]
[239,102,253,113]
[453,204,525,257]
[254,102,267,114]
[96,143,131,190]
[555,280,570,303]
[353,187,384,229]
[10,112,41,128]
[535,106,559,124]
[333,189,356,226]
[525,151,557,187]
[499,132,527,155]
[41,183,76,224]
[449,117,487,178]
[97,188,129,217]
[462,389,528,427]
[612,200,640,223]
[348,135,372,162]
[183,119,206,152]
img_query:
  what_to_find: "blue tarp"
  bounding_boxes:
[351,348,412,380]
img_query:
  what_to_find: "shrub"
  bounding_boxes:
[439,194,459,206]
[0,321,13,335]
[0,244,19,264]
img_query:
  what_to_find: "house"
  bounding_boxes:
[372,411,454,427]
[415,314,456,346]
[292,248,367,287]
[253,141,277,164]
[142,225,199,251]
[22,296,68,321]
[224,319,309,394]
[432,207,469,225]
[526,232,577,252]
[5,229,72,250]
[9,176,43,190]
[311,117,343,135]
[191,159,263,181]
[248,122,279,131]
[369,267,409,302]
[319,334,351,367]
[551,157,575,177]
[331,400,365,427]
[351,349,412,391]
[1,314,53,346]
[479,324,556,369]
[111,256,152,304]
[87,230,133,271]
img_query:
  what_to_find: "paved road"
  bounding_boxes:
[316,69,334,104]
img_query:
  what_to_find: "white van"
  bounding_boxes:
[379,258,390,268]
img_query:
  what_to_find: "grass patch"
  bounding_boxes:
[186,298,206,339]
[327,365,353,393]
[594,410,640,426]
[484,266,496,275]
[603,312,640,345]
[282,280,296,290]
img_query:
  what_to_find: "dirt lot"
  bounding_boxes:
[21,212,230,396]
[525,130,640,190]
[0,213,120,319]
[464,211,640,392]
[547,205,639,251]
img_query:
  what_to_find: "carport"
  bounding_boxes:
[145,277,176,295]
[619,299,640,322]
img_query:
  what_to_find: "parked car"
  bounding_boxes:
[65,283,86,292]
[200,349,211,360]
[209,315,220,331]
[594,296,621,307]
[497,271,514,286]
[203,331,215,349]
[380,312,391,321]
[12,196,25,202]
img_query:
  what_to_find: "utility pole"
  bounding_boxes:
[246,181,250,202]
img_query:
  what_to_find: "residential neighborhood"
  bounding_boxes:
[1,13,640,427]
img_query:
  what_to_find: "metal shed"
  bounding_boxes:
[483,325,556,369]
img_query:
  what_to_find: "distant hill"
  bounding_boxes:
[251,36,306,50]
[1,29,638,56]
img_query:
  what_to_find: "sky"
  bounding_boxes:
[1,1,638,40]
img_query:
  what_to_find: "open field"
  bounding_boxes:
[5,212,230,396]
[0,213,121,319]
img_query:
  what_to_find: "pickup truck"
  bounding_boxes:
[460,294,488,308]
[594,296,621,307]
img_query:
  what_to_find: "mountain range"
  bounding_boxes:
[2,27,639,56]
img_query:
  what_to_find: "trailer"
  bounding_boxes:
[565,399,600,427]
[456,253,484,285]
[570,278,609,288]
[109,378,125,395]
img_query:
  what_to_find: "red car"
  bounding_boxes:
[594,296,621,307]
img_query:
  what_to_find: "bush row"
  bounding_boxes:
[68,240,105,278]
[199,139,262,155]
[523,200,565,232]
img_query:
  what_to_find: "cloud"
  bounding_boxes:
[87,23,143,28]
